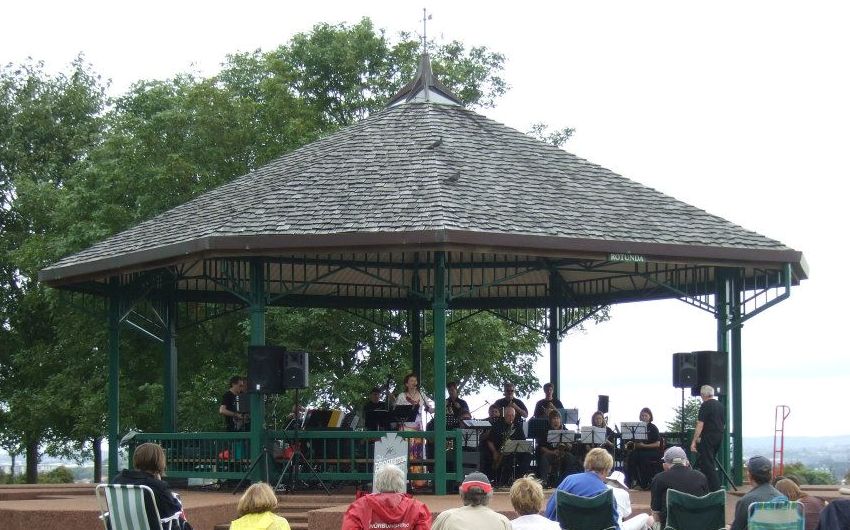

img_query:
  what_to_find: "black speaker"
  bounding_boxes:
[247,345,285,394]
[673,352,699,388]
[281,351,309,389]
[695,350,728,392]
[597,395,609,414]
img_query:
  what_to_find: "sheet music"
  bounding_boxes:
[547,429,578,444]
[620,421,648,440]
[559,408,579,425]
[462,419,491,428]
[580,426,608,444]
[501,440,533,453]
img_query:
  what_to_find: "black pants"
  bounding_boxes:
[696,436,721,491]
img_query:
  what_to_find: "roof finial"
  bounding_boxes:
[421,8,432,55]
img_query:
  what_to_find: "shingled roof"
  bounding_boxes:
[40,78,805,287]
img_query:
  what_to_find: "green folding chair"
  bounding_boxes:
[96,483,163,530]
[555,488,616,530]
[664,488,726,530]
[748,500,804,530]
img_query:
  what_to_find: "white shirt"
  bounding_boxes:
[511,513,561,530]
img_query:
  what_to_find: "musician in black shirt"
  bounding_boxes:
[533,382,564,418]
[363,386,390,430]
[625,407,662,489]
[219,376,248,432]
[690,385,725,491]
[492,382,529,418]
[446,381,471,421]
[487,407,530,485]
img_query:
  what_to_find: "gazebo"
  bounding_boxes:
[40,55,806,494]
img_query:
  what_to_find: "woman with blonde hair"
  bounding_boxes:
[231,482,291,530]
[774,478,825,530]
[509,475,560,529]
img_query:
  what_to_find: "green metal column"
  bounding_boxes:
[249,259,266,480]
[411,308,421,381]
[715,269,732,489]
[432,252,448,494]
[729,271,744,485]
[548,305,560,400]
[162,291,177,432]
[107,277,121,481]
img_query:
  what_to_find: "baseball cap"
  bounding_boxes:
[747,456,772,475]
[459,471,493,493]
[663,446,688,465]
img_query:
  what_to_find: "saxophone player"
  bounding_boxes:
[493,382,529,418]
[536,409,579,487]
[486,406,530,486]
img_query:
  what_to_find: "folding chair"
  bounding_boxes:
[96,483,164,530]
[748,500,804,530]
[664,488,726,530]
[555,488,616,530]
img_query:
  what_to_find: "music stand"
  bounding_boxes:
[620,422,648,442]
[580,426,608,445]
[273,389,330,495]
[500,440,533,484]
[559,408,579,426]
[392,405,417,424]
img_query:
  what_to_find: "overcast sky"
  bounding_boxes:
[4,1,848,439]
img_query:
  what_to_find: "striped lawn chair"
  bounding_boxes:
[96,483,163,530]
[748,500,804,530]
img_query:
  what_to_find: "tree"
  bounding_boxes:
[666,397,702,434]
[782,462,836,485]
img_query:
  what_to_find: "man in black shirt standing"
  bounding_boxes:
[492,382,529,419]
[650,446,709,528]
[532,382,564,418]
[691,384,725,491]
[219,375,248,432]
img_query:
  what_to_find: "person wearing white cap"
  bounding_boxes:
[432,472,511,530]
[649,446,709,528]
[605,470,654,530]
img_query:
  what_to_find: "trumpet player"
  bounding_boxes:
[493,382,528,418]
[625,407,662,489]
[533,382,564,418]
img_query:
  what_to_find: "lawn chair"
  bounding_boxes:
[748,500,804,530]
[555,488,616,530]
[664,488,726,530]
[95,483,172,530]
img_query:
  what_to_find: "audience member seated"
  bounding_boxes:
[605,470,654,530]
[730,456,781,530]
[774,478,825,530]
[113,442,192,530]
[543,447,619,529]
[342,465,431,530]
[509,475,560,530]
[649,446,709,528]
[231,482,291,530]
[432,472,511,530]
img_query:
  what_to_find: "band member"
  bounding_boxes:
[487,407,531,485]
[446,381,472,421]
[533,382,564,418]
[691,385,724,492]
[625,407,662,489]
[395,373,433,490]
[219,376,248,432]
[536,409,579,487]
[364,386,390,431]
[479,405,503,482]
[493,382,529,418]
[590,411,617,448]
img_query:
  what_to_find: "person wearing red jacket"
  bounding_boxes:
[342,465,431,530]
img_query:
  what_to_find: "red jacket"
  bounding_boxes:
[342,493,431,530]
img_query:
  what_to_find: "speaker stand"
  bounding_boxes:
[274,388,330,495]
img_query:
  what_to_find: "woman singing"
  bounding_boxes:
[395,373,433,489]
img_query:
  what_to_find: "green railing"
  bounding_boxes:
[131,429,464,486]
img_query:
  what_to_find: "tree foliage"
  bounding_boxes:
[665,397,702,434]
[781,462,836,485]
[0,18,580,480]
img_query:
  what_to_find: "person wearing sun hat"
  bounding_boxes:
[432,472,511,530]
[605,470,654,530]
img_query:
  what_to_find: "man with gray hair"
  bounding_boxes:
[649,446,709,528]
[342,465,431,530]
[432,472,511,530]
[730,456,781,530]
[691,384,725,491]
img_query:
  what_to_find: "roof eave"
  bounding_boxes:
[39,230,808,287]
